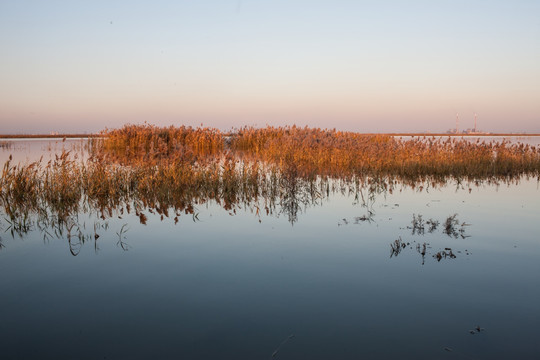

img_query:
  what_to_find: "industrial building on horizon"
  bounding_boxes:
[446,113,489,134]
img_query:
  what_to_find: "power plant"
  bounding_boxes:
[448,113,484,134]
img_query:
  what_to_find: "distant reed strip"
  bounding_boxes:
[0,141,11,149]
[95,124,540,179]
[229,126,540,179]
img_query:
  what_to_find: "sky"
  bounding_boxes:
[0,0,539,134]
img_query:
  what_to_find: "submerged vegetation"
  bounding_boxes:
[1,124,539,251]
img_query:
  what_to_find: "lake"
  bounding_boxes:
[1,137,539,359]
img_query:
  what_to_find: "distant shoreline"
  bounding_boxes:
[383,133,540,137]
[0,134,101,139]
[1,133,539,139]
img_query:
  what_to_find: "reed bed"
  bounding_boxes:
[0,149,334,235]
[1,124,539,238]
[98,123,224,165]
[229,126,540,180]
[93,124,540,181]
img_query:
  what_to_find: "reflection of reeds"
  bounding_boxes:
[442,214,470,238]
[116,223,130,250]
[390,236,407,257]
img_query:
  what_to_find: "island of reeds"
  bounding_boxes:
[1,124,539,246]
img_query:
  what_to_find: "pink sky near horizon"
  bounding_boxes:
[1,1,539,134]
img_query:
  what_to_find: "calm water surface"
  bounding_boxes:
[0,140,539,359]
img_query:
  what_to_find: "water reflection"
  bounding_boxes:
[0,149,531,259]
[387,212,471,264]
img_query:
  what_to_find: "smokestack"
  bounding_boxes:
[456,113,459,134]
[474,113,477,133]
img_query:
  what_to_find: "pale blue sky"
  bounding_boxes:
[1,0,539,133]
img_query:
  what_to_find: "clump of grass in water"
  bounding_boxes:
[435,248,456,261]
[411,214,425,235]
[390,236,408,257]
[443,214,470,238]
[390,213,471,264]
[427,218,439,233]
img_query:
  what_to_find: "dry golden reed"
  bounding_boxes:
[1,124,539,230]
